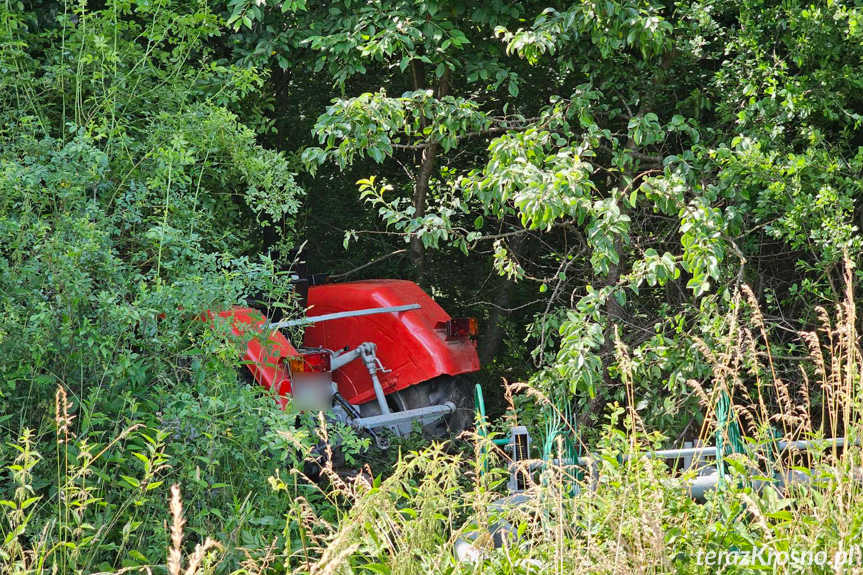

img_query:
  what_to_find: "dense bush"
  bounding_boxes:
[0,1,317,570]
[7,283,863,574]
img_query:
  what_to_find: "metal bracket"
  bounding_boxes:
[508,426,531,493]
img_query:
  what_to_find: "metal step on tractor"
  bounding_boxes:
[211,273,480,450]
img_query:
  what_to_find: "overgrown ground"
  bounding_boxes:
[5,275,863,574]
[4,0,863,573]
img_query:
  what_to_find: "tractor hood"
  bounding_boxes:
[303,280,480,405]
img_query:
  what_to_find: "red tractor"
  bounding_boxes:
[215,277,480,448]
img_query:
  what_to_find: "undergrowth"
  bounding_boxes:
[4,261,863,574]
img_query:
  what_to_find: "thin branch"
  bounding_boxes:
[329,249,408,280]
[596,144,665,166]
[472,220,573,242]
[391,119,541,150]
[538,246,587,366]
[464,298,547,313]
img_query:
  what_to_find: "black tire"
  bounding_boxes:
[302,440,348,480]
[238,366,257,388]
[388,375,476,437]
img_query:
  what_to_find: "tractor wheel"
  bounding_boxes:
[387,375,476,437]
[238,366,257,388]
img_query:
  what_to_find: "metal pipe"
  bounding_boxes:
[269,304,421,330]
[776,437,855,452]
[333,392,389,450]
[330,346,363,371]
[685,473,720,502]
[352,402,456,430]
[318,341,392,416]
[369,370,389,415]
[682,469,831,502]
[636,445,719,462]
[617,436,856,465]
[530,437,856,469]
[359,343,390,415]
[328,343,390,416]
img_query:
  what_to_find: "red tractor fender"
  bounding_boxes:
[303,280,480,406]
[213,308,297,408]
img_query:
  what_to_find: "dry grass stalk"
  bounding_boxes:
[168,484,186,575]
[183,538,223,575]
[313,412,352,496]
[239,538,279,575]
[614,328,646,439]
[55,385,75,444]
[507,380,580,440]
[310,543,360,575]
[166,484,223,575]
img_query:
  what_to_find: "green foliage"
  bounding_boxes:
[226,0,523,88]
[464,129,598,231]
[0,0,315,571]
[355,176,472,254]
[303,90,492,170]
[498,0,672,63]
[277,0,863,426]
[0,1,303,418]
[5,0,863,571]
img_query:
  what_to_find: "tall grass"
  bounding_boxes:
[266,261,863,575]
[4,263,863,574]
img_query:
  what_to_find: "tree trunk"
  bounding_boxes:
[409,142,437,283]
[584,108,647,425]
[478,233,526,365]
[407,61,450,285]
[585,231,627,422]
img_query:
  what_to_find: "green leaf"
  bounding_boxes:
[120,475,140,489]
[128,550,149,563]
[508,80,519,98]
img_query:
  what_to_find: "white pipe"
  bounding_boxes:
[531,437,857,469]
[330,346,363,371]
[359,343,390,415]
[776,437,854,452]
[615,436,856,465]
[269,304,421,330]
[353,402,455,430]
[682,469,832,502]
[321,342,392,416]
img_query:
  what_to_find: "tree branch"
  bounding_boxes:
[471,220,573,241]
[390,119,541,150]
[329,249,408,280]
[596,144,664,167]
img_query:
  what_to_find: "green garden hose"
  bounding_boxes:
[715,390,745,482]
[474,384,509,475]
